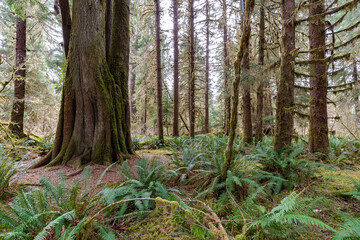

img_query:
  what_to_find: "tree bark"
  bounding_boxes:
[205,0,210,134]
[353,61,360,126]
[255,0,265,142]
[155,0,164,141]
[58,0,71,57]
[274,0,295,151]
[241,0,252,145]
[189,0,196,138]
[109,0,133,154]
[9,17,26,138]
[308,0,329,156]
[173,0,180,136]
[129,61,136,119]
[223,0,231,135]
[222,0,255,180]
[105,0,113,62]
[32,0,131,168]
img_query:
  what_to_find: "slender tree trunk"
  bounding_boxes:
[274,0,295,151]
[222,0,255,180]
[309,0,328,156]
[105,0,113,62]
[32,0,131,168]
[9,17,26,138]
[173,0,180,136]
[58,0,71,57]
[353,61,360,126]
[189,0,196,138]
[241,0,252,145]
[255,0,265,141]
[223,0,231,135]
[155,0,164,140]
[205,0,210,134]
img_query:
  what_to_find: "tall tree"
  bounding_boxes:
[204,0,210,134]
[9,17,27,138]
[241,0,252,145]
[173,0,180,136]
[308,0,329,156]
[188,0,196,138]
[274,0,295,151]
[222,0,231,135]
[222,0,255,180]
[255,0,265,141]
[58,0,71,57]
[155,0,164,141]
[32,0,132,168]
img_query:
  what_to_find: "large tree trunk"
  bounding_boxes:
[223,0,231,135]
[188,0,196,138]
[58,0,71,57]
[204,0,210,134]
[308,0,329,156]
[274,0,295,151]
[155,0,164,141]
[32,0,132,168]
[105,0,113,62]
[9,17,26,138]
[222,0,255,180]
[109,0,133,154]
[241,0,252,145]
[173,0,180,136]
[255,0,265,142]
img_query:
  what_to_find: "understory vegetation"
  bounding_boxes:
[0,134,360,239]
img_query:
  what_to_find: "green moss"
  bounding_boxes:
[136,149,173,155]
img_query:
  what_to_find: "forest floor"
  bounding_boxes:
[10,147,172,187]
[2,135,360,239]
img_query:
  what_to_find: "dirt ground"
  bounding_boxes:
[11,150,172,187]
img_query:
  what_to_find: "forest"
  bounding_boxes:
[0,0,359,239]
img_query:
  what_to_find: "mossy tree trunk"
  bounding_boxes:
[9,17,26,138]
[173,0,180,136]
[221,0,255,181]
[32,0,132,168]
[189,0,196,138]
[155,0,164,141]
[255,0,265,142]
[308,0,329,156]
[204,0,210,134]
[274,0,295,151]
[241,0,253,145]
[223,0,231,135]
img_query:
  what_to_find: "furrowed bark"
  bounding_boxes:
[32,0,131,168]
[308,0,329,157]
[189,0,196,138]
[274,0,296,151]
[255,0,265,142]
